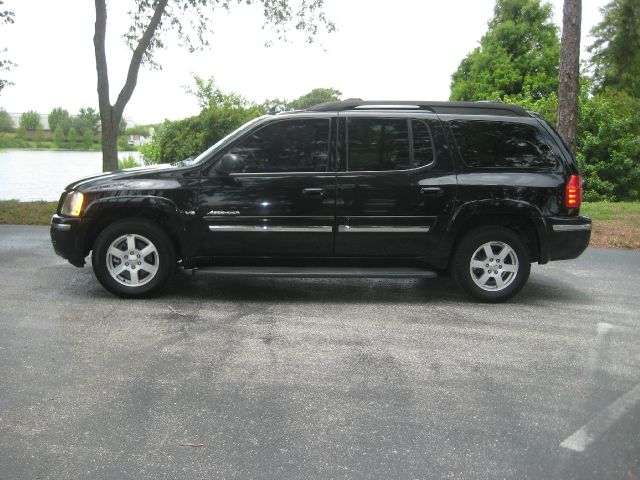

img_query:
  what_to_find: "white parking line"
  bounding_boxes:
[560,382,640,452]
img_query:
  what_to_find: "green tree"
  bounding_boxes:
[577,89,640,201]
[588,0,640,97]
[15,126,26,140]
[93,1,334,173]
[53,125,65,144]
[261,87,342,113]
[76,107,100,133]
[19,110,41,131]
[67,126,78,143]
[0,107,12,132]
[83,130,93,149]
[450,0,560,101]
[48,107,71,134]
[288,88,342,110]
[142,84,262,164]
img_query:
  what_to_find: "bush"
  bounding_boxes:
[577,89,640,201]
[53,125,65,145]
[118,155,139,169]
[67,127,78,143]
[142,103,261,164]
[16,126,26,140]
[82,130,93,149]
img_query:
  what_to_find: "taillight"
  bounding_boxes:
[565,175,582,208]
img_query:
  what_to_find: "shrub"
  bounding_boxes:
[118,155,139,169]
[82,130,93,149]
[67,127,78,143]
[53,125,65,145]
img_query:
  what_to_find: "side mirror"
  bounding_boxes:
[215,153,240,175]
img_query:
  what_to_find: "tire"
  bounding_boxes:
[91,218,175,298]
[452,226,531,303]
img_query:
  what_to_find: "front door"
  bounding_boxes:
[197,116,336,257]
[335,113,457,257]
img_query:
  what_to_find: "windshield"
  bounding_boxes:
[190,116,266,165]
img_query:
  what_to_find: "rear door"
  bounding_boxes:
[334,112,456,257]
[197,116,336,257]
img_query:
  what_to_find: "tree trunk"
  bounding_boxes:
[100,113,120,172]
[93,0,168,172]
[557,0,582,157]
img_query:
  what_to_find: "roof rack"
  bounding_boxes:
[306,99,530,117]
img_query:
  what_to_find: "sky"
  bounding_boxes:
[2,0,609,125]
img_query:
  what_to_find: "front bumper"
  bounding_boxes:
[50,214,90,267]
[546,215,592,261]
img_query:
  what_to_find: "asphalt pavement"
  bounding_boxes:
[0,225,639,479]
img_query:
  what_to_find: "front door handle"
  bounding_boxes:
[420,187,443,196]
[302,188,325,197]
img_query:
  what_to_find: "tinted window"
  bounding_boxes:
[348,118,410,171]
[412,120,435,168]
[228,119,330,173]
[451,120,560,169]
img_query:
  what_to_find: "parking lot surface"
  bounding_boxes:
[1,225,639,479]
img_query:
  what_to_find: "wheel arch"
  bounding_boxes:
[82,197,188,261]
[441,200,548,268]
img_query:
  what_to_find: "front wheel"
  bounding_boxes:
[91,219,175,298]
[453,226,531,302]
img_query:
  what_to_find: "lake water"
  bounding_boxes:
[0,150,143,201]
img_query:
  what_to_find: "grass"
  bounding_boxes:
[581,201,640,249]
[0,200,58,225]
[1,200,638,250]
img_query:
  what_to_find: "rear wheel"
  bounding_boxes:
[92,219,175,298]
[453,226,530,302]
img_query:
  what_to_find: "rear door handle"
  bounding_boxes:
[420,187,443,196]
[302,188,325,197]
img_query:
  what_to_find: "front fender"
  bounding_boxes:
[83,195,196,263]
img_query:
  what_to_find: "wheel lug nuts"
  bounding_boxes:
[125,262,129,266]
[485,264,489,267]
[494,270,498,274]
[137,254,140,258]
[131,266,136,270]
[490,258,494,262]
[130,251,134,255]
[499,265,502,269]
[137,261,141,265]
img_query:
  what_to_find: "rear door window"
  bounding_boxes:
[346,117,435,171]
[450,120,560,169]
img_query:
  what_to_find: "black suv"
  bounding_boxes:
[50,100,591,302]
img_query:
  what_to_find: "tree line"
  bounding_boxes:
[450,0,639,201]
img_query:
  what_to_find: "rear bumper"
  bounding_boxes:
[545,215,591,261]
[50,214,89,267]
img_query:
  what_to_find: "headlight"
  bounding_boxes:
[61,191,85,217]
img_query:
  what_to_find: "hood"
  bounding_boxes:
[64,163,176,192]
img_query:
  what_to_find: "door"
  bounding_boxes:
[197,116,336,257]
[335,113,457,257]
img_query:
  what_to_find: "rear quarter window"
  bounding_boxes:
[450,120,561,170]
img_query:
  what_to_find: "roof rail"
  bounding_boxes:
[306,99,530,117]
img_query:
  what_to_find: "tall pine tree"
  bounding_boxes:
[588,0,640,97]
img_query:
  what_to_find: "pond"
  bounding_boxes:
[0,149,143,201]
